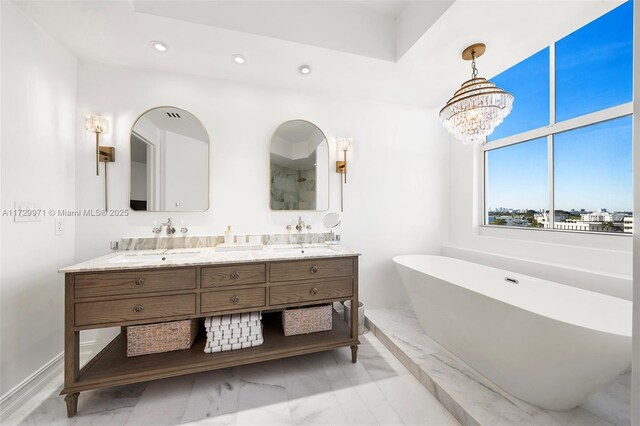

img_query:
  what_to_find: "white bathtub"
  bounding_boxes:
[393,255,632,411]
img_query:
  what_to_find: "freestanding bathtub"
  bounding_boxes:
[393,255,632,411]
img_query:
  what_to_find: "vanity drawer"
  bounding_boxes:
[74,294,196,327]
[201,287,267,313]
[269,278,353,305]
[74,269,196,299]
[201,264,266,288]
[270,258,354,282]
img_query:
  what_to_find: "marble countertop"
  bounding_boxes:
[59,244,360,273]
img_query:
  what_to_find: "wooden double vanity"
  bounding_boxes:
[61,250,359,417]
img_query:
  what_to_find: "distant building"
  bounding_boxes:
[533,212,568,227]
[534,211,626,232]
[580,209,630,222]
[492,215,529,227]
[490,208,631,233]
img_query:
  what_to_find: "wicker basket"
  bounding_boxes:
[282,304,332,336]
[127,319,198,357]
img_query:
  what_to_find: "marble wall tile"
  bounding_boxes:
[120,233,333,251]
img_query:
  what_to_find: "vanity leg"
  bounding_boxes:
[64,392,79,417]
[350,345,358,363]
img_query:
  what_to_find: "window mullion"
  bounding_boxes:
[549,43,556,230]
[548,135,555,230]
[550,43,556,126]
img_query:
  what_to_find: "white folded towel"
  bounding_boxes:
[203,311,263,354]
[204,313,262,329]
[204,337,264,353]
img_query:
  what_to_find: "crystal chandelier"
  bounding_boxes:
[440,43,514,145]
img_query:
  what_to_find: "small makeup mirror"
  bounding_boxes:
[322,212,341,230]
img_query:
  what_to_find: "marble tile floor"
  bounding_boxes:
[5,332,459,426]
[366,305,631,426]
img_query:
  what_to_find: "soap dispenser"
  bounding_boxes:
[224,225,234,245]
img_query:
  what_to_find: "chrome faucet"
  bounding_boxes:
[293,216,313,245]
[162,218,176,236]
[152,221,162,235]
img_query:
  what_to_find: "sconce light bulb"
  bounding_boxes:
[85,114,109,134]
[338,137,352,152]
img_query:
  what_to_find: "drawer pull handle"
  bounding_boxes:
[134,278,145,287]
[231,296,239,304]
[230,271,240,280]
[310,287,318,295]
[133,304,144,313]
[310,266,318,274]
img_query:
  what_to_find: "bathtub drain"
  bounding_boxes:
[504,277,519,284]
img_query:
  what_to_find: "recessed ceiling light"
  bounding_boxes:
[232,54,246,64]
[151,41,167,52]
[298,65,311,75]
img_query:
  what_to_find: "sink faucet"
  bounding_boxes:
[293,216,313,245]
[162,218,176,236]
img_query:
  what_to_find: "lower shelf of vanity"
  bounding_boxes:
[62,309,357,394]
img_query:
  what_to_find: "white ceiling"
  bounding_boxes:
[14,0,623,109]
[345,1,411,18]
[131,0,430,61]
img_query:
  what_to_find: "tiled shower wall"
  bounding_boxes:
[270,164,316,210]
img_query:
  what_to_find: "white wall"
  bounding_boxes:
[446,141,633,300]
[75,61,450,311]
[0,2,77,395]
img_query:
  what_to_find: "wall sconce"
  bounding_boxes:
[336,138,352,212]
[85,114,115,209]
[336,137,352,183]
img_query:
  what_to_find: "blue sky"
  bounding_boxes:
[486,1,633,213]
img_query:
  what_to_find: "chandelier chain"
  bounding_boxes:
[471,52,478,79]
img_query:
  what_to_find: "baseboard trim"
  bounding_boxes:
[0,351,64,421]
[0,339,111,422]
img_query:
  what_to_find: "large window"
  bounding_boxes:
[484,1,633,234]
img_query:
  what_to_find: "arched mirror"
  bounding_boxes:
[129,107,209,211]
[269,120,329,211]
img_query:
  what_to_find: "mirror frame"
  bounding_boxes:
[269,119,330,212]
[128,105,211,212]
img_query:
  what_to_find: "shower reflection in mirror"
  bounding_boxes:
[269,120,329,211]
[129,106,210,212]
